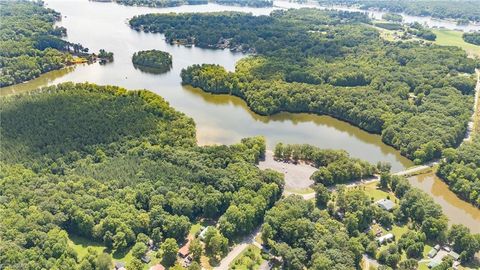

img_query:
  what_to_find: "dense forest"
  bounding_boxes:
[96,0,272,8]
[262,172,480,269]
[463,31,480,46]
[132,50,172,74]
[130,9,479,163]
[437,137,480,207]
[316,0,480,23]
[0,83,284,269]
[0,1,91,87]
[274,143,377,186]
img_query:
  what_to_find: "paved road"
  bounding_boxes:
[463,69,480,143]
[283,161,438,200]
[393,161,437,177]
[214,228,262,270]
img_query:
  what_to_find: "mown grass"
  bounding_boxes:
[359,181,399,203]
[68,234,138,267]
[286,186,315,195]
[432,30,480,58]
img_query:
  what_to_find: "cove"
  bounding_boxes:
[408,173,480,233]
[1,0,412,172]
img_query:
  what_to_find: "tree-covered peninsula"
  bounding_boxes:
[0,83,284,268]
[0,1,91,87]
[130,9,479,163]
[132,50,172,74]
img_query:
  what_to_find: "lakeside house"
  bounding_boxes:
[376,199,395,211]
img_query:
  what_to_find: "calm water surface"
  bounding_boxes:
[409,173,480,233]
[2,0,479,231]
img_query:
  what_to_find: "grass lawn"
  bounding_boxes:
[285,186,314,195]
[68,234,147,269]
[418,262,430,270]
[432,30,480,58]
[359,181,399,204]
[69,234,106,259]
[391,224,409,239]
[201,255,213,270]
[229,245,264,270]
[190,223,203,236]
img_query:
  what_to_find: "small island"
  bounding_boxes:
[132,49,172,74]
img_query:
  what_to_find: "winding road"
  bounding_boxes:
[213,228,263,270]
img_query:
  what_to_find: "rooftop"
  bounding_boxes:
[376,199,395,211]
[149,264,166,270]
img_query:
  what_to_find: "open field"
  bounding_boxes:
[432,30,480,58]
[68,234,139,268]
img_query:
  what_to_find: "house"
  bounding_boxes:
[376,199,395,211]
[149,264,165,270]
[428,260,441,269]
[199,226,211,240]
[114,261,126,270]
[141,255,151,264]
[376,233,394,244]
[178,240,191,258]
[449,251,460,261]
[427,248,438,258]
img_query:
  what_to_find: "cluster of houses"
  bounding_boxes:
[373,199,396,245]
[114,226,212,270]
[427,245,461,269]
[372,198,464,269]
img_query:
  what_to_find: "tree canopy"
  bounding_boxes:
[438,136,480,207]
[132,50,172,74]
[0,83,284,268]
[463,31,480,46]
